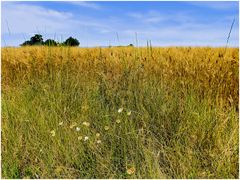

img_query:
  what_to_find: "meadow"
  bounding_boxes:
[1,46,239,178]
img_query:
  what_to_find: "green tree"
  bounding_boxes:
[20,34,44,46]
[20,40,32,46]
[44,39,57,46]
[63,37,80,46]
[30,34,44,45]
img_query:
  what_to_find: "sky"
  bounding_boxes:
[1,1,239,47]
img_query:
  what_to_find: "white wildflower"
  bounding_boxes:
[118,108,123,113]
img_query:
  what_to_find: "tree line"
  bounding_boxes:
[21,34,80,46]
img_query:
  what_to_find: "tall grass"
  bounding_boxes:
[1,46,239,178]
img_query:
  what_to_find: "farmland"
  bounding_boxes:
[1,46,239,178]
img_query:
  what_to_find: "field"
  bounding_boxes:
[1,46,239,178]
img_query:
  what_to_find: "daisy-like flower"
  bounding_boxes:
[50,130,56,137]
[104,126,109,131]
[127,167,135,175]
[96,133,100,137]
[78,136,83,140]
[96,140,101,144]
[116,119,121,124]
[70,122,77,129]
[84,136,89,141]
[118,108,123,113]
[76,127,80,131]
[127,111,132,116]
[82,121,90,127]
[58,121,63,126]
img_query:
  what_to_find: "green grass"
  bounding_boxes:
[1,47,238,178]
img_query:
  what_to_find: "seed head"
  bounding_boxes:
[104,126,110,131]
[50,130,56,137]
[78,136,83,140]
[70,122,77,129]
[82,121,90,127]
[127,167,135,175]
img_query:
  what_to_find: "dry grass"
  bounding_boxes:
[1,46,239,178]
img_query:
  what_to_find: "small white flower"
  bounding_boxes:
[96,133,100,137]
[97,140,101,144]
[58,121,63,126]
[104,126,110,131]
[118,108,123,113]
[116,119,121,124]
[84,136,89,141]
[127,111,132,116]
[127,167,136,175]
[82,121,90,127]
[76,127,80,131]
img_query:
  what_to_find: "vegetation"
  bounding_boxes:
[63,37,80,47]
[21,34,44,46]
[21,34,79,47]
[44,39,58,46]
[1,46,239,178]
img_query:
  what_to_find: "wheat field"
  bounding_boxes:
[1,46,239,178]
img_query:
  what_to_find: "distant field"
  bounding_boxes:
[1,46,239,178]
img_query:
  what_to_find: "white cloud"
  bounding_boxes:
[1,2,112,46]
[187,2,238,11]
[2,3,74,34]
[2,2,110,35]
[121,18,239,47]
[128,10,196,25]
[67,1,102,10]
[128,11,167,23]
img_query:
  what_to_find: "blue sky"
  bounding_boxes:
[1,1,239,47]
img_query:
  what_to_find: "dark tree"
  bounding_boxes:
[63,37,80,46]
[20,40,32,46]
[44,39,57,46]
[30,34,44,45]
[128,44,134,47]
[20,34,44,46]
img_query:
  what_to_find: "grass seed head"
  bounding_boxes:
[82,121,90,127]
[50,130,56,137]
[127,167,135,175]
[70,122,77,129]
[78,136,83,140]
[104,126,110,131]
[58,121,63,126]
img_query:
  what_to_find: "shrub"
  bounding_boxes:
[44,39,57,46]
[63,37,80,46]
